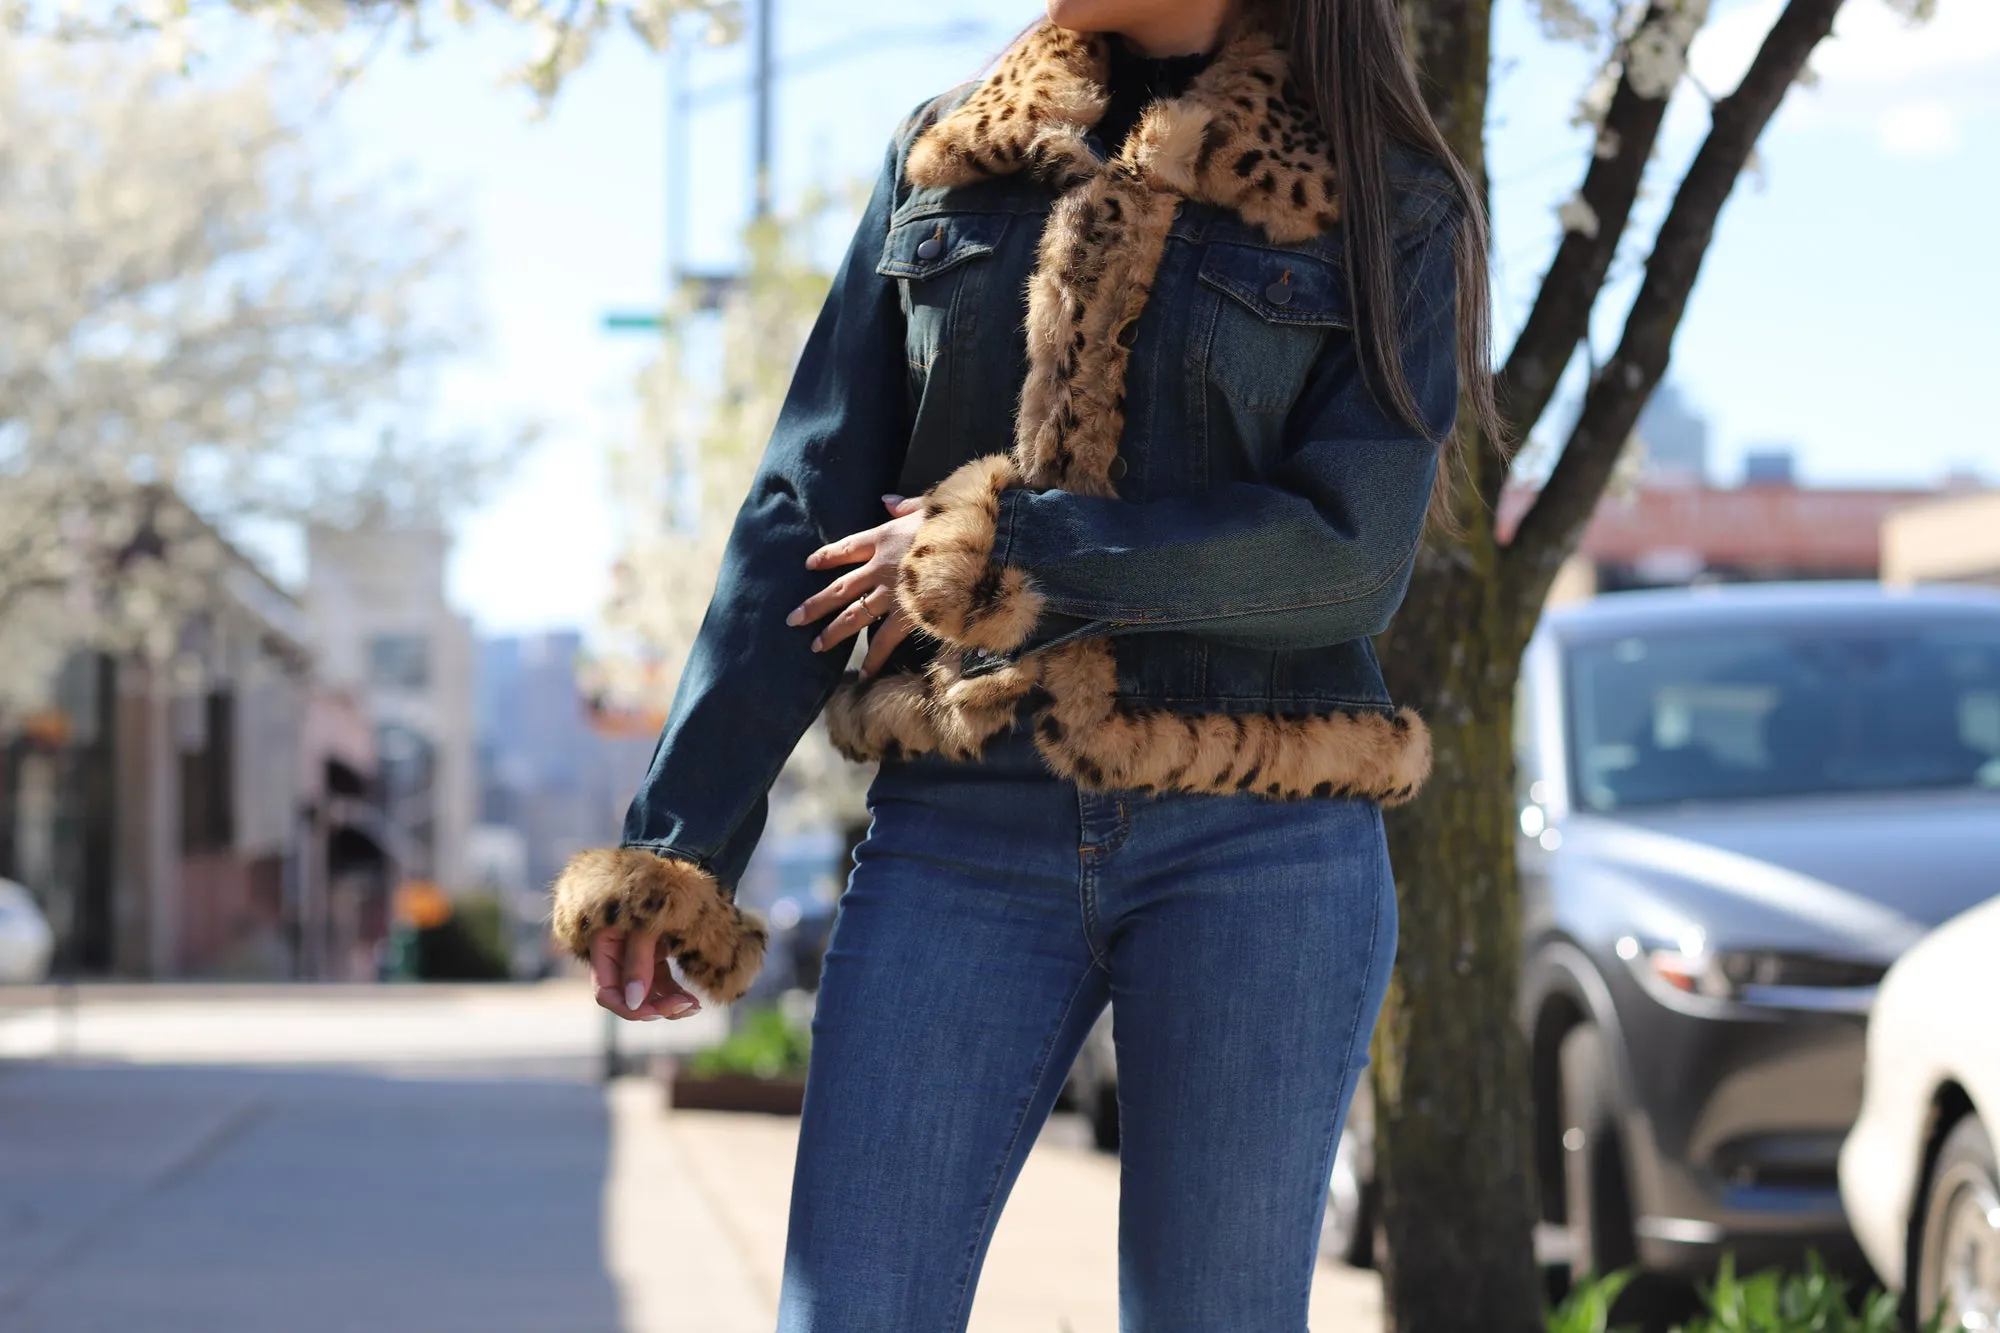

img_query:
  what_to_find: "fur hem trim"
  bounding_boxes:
[549,848,767,1004]
[1030,641,1431,804]
[896,454,1045,655]
[825,641,1431,806]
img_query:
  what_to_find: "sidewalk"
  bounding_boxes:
[606,1082,1384,1333]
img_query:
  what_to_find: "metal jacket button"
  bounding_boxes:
[1116,320,1139,349]
[1265,279,1292,305]
[915,236,944,261]
[1108,457,1128,481]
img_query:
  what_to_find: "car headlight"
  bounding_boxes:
[1618,933,1886,1002]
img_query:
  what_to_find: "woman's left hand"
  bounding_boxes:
[789,494,925,679]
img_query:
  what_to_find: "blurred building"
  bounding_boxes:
[1504,479,1964,597]
[1883,489,2000,588]
[1634,381,1711,484]
[0,502,396,978]
[304,525,476,896]
[474,631,655,896]
[294,688,401,980]
[1742,444,1801,487]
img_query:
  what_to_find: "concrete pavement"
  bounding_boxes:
[0,985,1383,1332]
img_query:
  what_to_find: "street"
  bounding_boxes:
[0,985,1382,1332]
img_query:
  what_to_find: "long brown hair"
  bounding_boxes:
[1263,0,1503,530]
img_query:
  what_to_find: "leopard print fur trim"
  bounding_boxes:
[825,641,1431,806]
[907,21,1341,244]
[549,848,768,1003]
[896,453,1044,655]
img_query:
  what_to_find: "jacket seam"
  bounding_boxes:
[617,840,710,872]
[1035,526,1420,629]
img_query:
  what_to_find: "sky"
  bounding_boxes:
[318,0,2000,636]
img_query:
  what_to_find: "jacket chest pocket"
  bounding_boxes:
[1192,242,1351,427]
[877,210,1012,421]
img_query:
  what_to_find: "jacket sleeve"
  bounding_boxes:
[612,133,912,884]
[896,203,1456,658]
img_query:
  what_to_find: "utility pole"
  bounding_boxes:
[752,0,775,220]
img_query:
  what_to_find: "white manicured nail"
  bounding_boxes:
[625,980,644,1011]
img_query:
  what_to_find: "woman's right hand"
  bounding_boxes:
[589,926,703,1021]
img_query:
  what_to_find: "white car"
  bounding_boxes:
[0,878,54,983]
[1840,894,2000,1330]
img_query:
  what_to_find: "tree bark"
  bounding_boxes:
[1375,544,1544,1333]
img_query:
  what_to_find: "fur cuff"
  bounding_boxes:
[896,454,1046,656]
[550,848,767,1004]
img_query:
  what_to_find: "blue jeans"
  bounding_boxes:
[776,726,1398,1332]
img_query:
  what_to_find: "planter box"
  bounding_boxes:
[656,1058,807,1115]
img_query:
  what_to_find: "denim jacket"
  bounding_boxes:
[547,20,1461,1000]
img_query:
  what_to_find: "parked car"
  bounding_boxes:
[0,878,55,984]
[1840,894,2000,1330]
[1064,583,2000,1280]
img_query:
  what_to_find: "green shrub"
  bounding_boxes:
[1683,1255,1920,1333]
[686,1005,811,1080]
[1547,1270,1637,1333]
[410,897,511,981]
[1549,1255,1940,1333]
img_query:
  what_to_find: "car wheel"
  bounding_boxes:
[1559,1023,1638,1279]
[1915,1115,2000,1332]
[1089,1082,1121,1153]
[1320,1121,1378,1269]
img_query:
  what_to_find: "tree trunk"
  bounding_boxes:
[1371,0,1854,1327]
[1375,547,1544,1333]
[1374,2,1545,1330]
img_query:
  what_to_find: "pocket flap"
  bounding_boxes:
[1197,244,1350,328]
[877,211,1010,281]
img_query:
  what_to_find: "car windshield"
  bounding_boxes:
[1566,617,2000,811]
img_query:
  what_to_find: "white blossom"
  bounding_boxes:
[1557,193,1601,238]
[11,0,736,103]
[0,42,510,714]
[1625,0,1710,100]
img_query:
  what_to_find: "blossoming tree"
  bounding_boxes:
[585,194,871,841]
[0,43,500,713]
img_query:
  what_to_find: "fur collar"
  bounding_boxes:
[907,20,1342,245]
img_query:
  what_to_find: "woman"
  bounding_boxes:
[553,0,1498,1325]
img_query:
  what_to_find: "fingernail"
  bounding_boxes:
[786,608,803,626]
[810,636,823,652]
[625,980,644,1011]
[883,493,904,505]
[665,996,699,1019]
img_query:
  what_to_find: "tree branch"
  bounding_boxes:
[1501,0,1848,632]
[1490,3,1693,518]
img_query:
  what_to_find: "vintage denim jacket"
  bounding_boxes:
[547,20,1461,1002]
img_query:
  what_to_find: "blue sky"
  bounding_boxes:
[321,0,2000,634]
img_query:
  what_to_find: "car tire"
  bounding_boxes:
[1089,1082,1121,1153]
[1559,1023,1638,1279]
[1914,1114,2000,1332]
[1320,1121,1379,1269]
